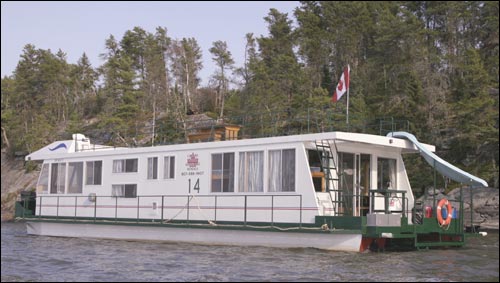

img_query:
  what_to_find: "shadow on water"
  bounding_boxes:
[2,222,499,282]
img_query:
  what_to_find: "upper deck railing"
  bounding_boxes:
[74,108,410,151]
[157,109,410,143]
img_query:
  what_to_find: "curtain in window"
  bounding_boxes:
[113,160,123,173]
[57,163,66,194]
[68,162,83,194]
[282,149,295,192]
[50,163,66,194]
[86,161,94,185]
[268,150,281,192]
[239,151,264,192]
[268,149,295,192]
[147,157,157,179]
[112,185,124,197]
[164,156,175,179]
[239,153,245,191]
[148,158,153,179]
[86,161,102,185]
[164,157,170,179]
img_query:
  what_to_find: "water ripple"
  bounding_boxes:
[2,222,498,282]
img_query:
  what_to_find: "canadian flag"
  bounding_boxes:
[331,65,350,102]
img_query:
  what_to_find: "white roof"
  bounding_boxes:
[26,132,434,161]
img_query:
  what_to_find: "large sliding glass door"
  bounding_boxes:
[359,154,371,216]
[339,152,371,216]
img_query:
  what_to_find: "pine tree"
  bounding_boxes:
[209,40,235,118]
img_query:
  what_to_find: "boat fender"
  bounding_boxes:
[436,198,452,226]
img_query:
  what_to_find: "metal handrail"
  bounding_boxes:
[25,194,304,227]
[369,189,408,218]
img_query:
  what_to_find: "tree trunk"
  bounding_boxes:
[1,126,11,150]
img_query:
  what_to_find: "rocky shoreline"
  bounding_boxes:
[1,151,38,222]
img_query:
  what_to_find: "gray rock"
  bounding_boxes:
[447,186,499,230]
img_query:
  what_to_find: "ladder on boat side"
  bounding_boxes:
[315,139,352,216]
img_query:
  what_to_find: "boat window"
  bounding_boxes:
[339,152,355,195]
[68,162,83,194]
[211,153,235,192]
[308,149,322,170]
[113,158,138,173]
[50,163,66,194]
[164,156,175,179]
[377,158,397,190]
[86,161,102,185]
[239,151,264,192]
[37,164,49,194]
[269,149,295,192]
[147,157,158,180]
[112,184,137,198]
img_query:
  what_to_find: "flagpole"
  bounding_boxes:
[346,85,349,126]
[346,64,350,127]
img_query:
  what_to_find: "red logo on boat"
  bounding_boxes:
[186,153,199,168]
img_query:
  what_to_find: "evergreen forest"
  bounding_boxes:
[1,1,499,191]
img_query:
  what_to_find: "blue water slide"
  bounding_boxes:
[387,132,488,188]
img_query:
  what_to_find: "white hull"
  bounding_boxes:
[26,221,362,252]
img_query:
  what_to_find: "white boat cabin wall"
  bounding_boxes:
[29,132,422,225]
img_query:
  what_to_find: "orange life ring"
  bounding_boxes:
[436,198,453,226]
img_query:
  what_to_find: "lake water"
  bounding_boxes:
[1,222,498,282]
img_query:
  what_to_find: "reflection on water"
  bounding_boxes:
[1,222,498,282]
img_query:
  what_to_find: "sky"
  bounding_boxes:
[1,1,299,85]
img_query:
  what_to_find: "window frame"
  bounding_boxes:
[147,157,158,180]
[50,162,66,194]
[68,162,84,194]
[86,160,102,185]
[238,151,264,193]
[112,158,138,173]
[211,152,235,193]
[112,184,137,198]
[163,156,176,180]
[268,148,296,192]
[377,157,397,190]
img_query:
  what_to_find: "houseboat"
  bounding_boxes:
[16,127,488,252]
